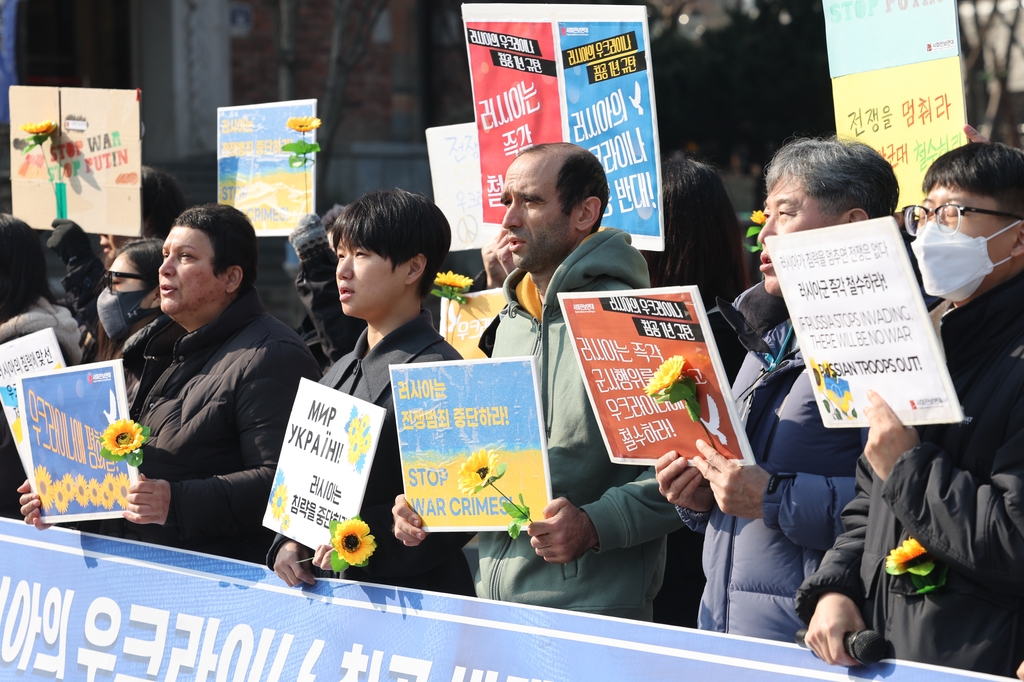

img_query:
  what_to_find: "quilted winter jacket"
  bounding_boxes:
[477,228,683,620]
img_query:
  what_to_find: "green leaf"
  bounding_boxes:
[501,499,518,516]
[126,450,144,467]
[99,448,124,462]
[288,155,312,168]
[493,462,507,480]
[822,400,831,412]
[141,426,151,438]
[330,551,349,572]
[472,481,487,494]
[507,518,524,539]
[851,409,858,419]
[745,226,762,238]
[744,243,762,253]
[329,518,340,534]
[683,397,701,423]
[282,140,318,155]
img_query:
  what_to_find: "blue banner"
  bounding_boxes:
[0,519,997,681]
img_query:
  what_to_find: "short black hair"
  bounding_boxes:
[0,215,55,323]
[113,238,164,284]
[327,189,451,298]
[141,166,187,240]
[172,204,258,291]
[923,142,1024,215]
[519,143,609,231]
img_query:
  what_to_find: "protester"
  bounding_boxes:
[95,240,162,361]
[797,142,1024,676]
[643,156,749,627]
[271,190,474,594]
[0,216,83,519]
[20,204,320,563]
[394,143,682,620]
[656,137,899,640]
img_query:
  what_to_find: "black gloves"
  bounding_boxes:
[47,219,94,266]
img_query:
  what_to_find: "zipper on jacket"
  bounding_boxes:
[489,534,513,601]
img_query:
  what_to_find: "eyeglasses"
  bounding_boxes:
[901,204,1023,236]
[104,270,154,293]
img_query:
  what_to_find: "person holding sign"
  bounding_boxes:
[656,138,900,640]
[269,189,474,596]
[394,143,682,620]
[798,143,1024,676]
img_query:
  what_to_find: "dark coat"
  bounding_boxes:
[796,270,1024,676]
[98,289,321,563]
[268,310,475,596]
[293,248,365,369]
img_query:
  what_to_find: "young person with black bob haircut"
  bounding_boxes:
[270,189,474,596]
[20,203,321,563]
[798,142,1024,676]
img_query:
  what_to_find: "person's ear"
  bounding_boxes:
[404,254,427,287]
[1009,219,1024,258]
[572,196,602,235]
[843,207,870,224]
[220,265,244,294]
[142,286,161,309]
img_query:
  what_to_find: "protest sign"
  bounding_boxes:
[462,4,663,250]
[823,0,960,78]
[16,360,137,523]
[425,122,497,251]
[832,56,966,207]
[766,217,962,428]
[439,289,506,360]
[0,329,65,474]
[262,378,387,550]
[390,357,551,532]
[9,86,142,236]
[217,99,318,236]
[560,287,753,466]
[0,518,996,682]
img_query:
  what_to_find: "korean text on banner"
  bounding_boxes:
[390,357,551,532]
[217,99,317,236]
[16,360,138,523]
[833,56,966,207]
[0,328,65,473]
[9,86,142,236]
[823,0,959,78]
[426,123,494,251]
[559,287,754,466]
[766,217,962,428]
[263,378,387,550]
[439,289,505,360]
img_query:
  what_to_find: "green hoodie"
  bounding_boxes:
[477,228,684,620]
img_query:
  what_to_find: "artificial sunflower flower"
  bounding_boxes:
[34,465,53,511]
[346,412,372,472]
[330,517,376,568]
[750,210,766,226]
[644,355,688,396]
[286,116,322,133]
[271,483,289,521]
[87,478,104,508]
[101,419,147,457]
[434,271,474,290]
[20,120,57,135]
[886,537,934,576]
[73,474,89,507]
[100,473,117,510]
[112,472,131,509]
[457,448,499,495]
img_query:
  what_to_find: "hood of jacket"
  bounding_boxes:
[0,297,83,365]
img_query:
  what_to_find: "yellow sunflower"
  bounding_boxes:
[644,355,688,397]
[72,474,89,506]
[286,116,321,133]
[20,120,57,135]
[101,419,146,457]
[100,473,117,510]
[53,474,73,514]
[87,478,104,508]
[112,472,131,509]
[434,271,474,290]
[886,537,933,575]
[271,483,288,521]
[33,465,53,511]
[331,518,376,566]
[457,449,498,495]
[751,210,766,226]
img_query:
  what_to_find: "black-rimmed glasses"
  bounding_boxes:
[103,270,155,293]
[901,203,1023,236]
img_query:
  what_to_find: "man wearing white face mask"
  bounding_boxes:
[797,142,1024,676]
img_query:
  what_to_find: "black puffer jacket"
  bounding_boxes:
[796,270,1024,676]
[99,289,321,563]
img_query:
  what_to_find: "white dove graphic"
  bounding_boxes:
[701,395,728,446]
[629,81,644,116]
[102,390,118,425]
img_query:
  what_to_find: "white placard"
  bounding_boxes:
[766,217,962,427]
[0,328,66,473]
[263,378,387,549]
[425,122,496,251]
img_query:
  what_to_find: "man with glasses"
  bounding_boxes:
[797,142,1024,676]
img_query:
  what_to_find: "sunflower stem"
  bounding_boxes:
[487,482,531,522]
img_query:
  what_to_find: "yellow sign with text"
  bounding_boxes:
[832,56,966,207]
[440,289,506,360]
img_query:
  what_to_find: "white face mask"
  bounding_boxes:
[911,219,1020,302]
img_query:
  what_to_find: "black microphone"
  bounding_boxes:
[795,628,888,665]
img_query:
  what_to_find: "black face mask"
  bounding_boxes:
[96,287,157,341]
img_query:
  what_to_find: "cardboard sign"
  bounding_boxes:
[439,289,506,360]
[833,56,966,207]
[390,357,551,532]
[462,4,663,251]
[766,217,962,428]
[217,99,318,236]
[425,122,497,251]
[262,378,387,549]
[560,287,753,466]
[16,360,138,523]
[9,86,142,236]
[0,328,66,474]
